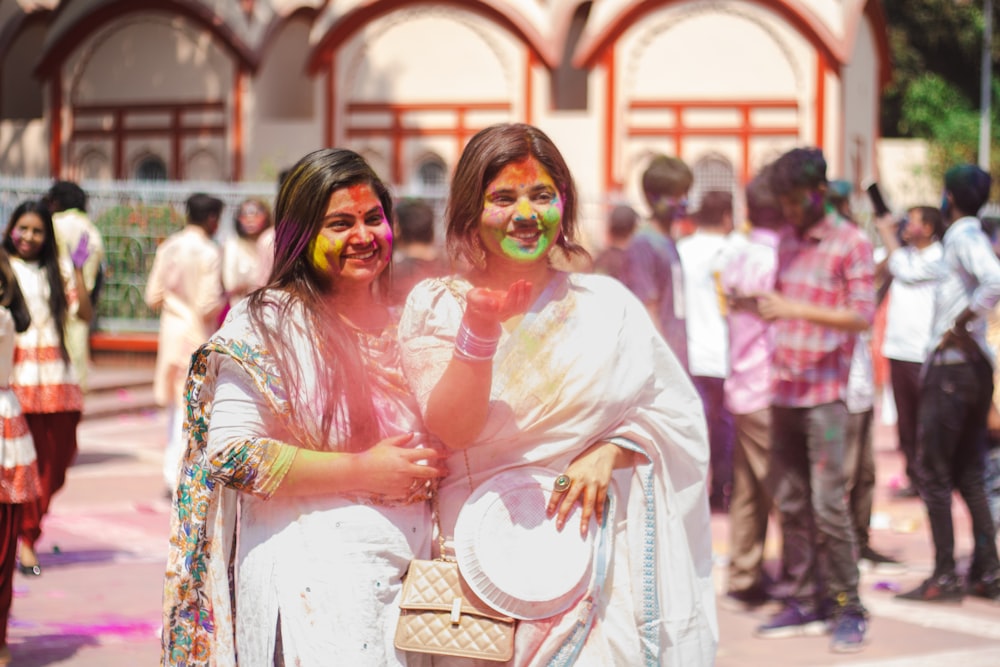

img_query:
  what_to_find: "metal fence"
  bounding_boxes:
[0,177,276,332]
[0,176,616,333]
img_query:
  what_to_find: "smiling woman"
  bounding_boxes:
[161,148,445,667]
[2,200,91,582]
[479,157,563,264]
[397,123,718,666]
[308,183,394,302]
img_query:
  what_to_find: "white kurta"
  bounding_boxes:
[398,272,718,667]
[162,295,432,667]
[145,225,224,407]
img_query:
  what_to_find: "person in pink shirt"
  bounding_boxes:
[718,165,785,610]
[754,148,875,653]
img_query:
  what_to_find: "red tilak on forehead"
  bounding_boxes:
[338,184,379,215]
[488,159,543,192]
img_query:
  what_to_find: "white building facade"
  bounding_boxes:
[1,0,890,227]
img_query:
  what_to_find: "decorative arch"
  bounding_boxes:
[411,151,449,197]
[574,0,850,72]
[48,6,237,180]
[34,0,256,77]
[622,4,803,98]
[184,146,223,181]
[689,152,737,208]
[133,153,168,181]
[76,146,112,181]
[332,5,519,184]
[307,0,558,73]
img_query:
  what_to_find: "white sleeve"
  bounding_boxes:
[206,355,272,458]
[397,277,465,414]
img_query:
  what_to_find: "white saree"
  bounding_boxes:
[398,272,718,667]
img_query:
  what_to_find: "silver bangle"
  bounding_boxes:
[454,320,500,362]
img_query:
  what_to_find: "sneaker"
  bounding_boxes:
[754,602,829,638]
[968,572,1000,603]
[859,546,906,574]
[860,546,900,565]
[895,572,964,603]
[721,586,771,611]
[892,485,919,499]
[830,608,868,653]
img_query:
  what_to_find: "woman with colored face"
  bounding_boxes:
[2,201,91,580]
[398,124,717,665]
[162,149,445,666]
[221,197,273,310]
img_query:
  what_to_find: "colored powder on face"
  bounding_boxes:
[383,225,393,254]
[541,196,562,229]
[309,235,342,272]
[499,234,552,261]
[499,193,562,261]
[516,198,533,219]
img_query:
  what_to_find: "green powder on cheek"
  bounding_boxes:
[500,234,551,261]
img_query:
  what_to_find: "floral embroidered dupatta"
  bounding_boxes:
[160,316,297,666]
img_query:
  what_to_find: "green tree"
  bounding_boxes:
[881,0,987,138]
[881,0,999,184]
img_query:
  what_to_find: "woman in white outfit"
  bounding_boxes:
[161,148,445,666]
[398,123,718,666]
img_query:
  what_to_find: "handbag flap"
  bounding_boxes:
[399,559,514,622]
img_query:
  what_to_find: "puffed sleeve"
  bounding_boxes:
[396,277,466,415]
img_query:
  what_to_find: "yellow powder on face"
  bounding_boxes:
[516,197,533,219]
[309,235,342,272]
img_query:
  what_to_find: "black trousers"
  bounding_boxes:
[917,359,999,578]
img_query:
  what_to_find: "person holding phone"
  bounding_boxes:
[875,206,945,499]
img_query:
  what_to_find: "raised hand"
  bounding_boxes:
[70,232,91,269]
[464,279,533,333]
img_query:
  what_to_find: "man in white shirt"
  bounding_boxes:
[678,190,736,510]
[876,206,945,498]
[890,165,1000,603]
[145,193,225,491]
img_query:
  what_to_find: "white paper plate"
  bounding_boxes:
[453,467,597,620]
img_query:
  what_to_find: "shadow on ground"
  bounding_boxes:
[8,633,100,666]
[72,451,137,467]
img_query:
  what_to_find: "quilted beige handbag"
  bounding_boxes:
[395,479,515,662]
[394,557,515,661]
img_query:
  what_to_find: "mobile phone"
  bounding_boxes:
[866,183,890,217]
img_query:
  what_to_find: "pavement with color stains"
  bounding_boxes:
[4,364,1000,666]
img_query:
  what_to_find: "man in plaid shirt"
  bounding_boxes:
[752,148,875,653]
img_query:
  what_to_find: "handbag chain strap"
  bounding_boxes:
[431,448,475,559]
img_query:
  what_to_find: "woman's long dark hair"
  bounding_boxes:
[247,148,394,452]
[0,247,30,333]
[3,201,69,359]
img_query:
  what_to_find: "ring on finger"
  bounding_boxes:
[553,474,572,493]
